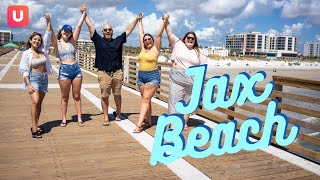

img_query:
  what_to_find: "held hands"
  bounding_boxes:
[162,14,169,24]
[44,13,51,23]
[80,4,86,13]
[137,12,143,21]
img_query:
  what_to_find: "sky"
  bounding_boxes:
[1,0,319,52]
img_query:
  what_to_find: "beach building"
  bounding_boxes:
[226,32,297,58]
[303,42,320,57]
[204,46,228,57]
[0,30,13,46]
[76,39,94,50]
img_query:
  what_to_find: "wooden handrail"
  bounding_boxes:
[273,76,320,91]
[76,51,320,163]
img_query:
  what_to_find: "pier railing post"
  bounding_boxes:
[123,57,129,83]
[157,65,161,96]
[274,84,283,113]
[227,87,235,120]
[273,80,283,136]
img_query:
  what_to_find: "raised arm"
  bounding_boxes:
[45,14,53,32]
[163,15,175,46]
[84,13,95,38]
[71,4,87,44]
[137,13,144,49]
[126,12,142,38]
[42,13,53,53]
[154,15,166,52]
[43,13,58,56]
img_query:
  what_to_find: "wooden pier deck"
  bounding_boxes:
[0,50,319,179]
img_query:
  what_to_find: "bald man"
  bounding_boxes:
[85,12,142,126]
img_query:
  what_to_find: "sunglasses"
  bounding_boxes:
[144,38,152,42]
[103,28,113,32]
[186,36,195,41]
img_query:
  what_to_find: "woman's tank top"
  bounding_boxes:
[58,41,76,61]
[31,54,46,67]
[138,51,157,71]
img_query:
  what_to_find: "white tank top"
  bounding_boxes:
[31,54,46,67]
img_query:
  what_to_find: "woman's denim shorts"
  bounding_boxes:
[137,69,160,86]
[58,62,82,81]
[29,72,48,92]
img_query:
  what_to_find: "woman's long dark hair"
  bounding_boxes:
[26,32,43,49]
[143,33,154,49]
[182,31,200,54]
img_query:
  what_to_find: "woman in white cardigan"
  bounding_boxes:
[19,13,53,138]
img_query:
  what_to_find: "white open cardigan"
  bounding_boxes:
[18,31,53,89]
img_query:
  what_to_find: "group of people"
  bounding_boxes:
[19,4,207,138]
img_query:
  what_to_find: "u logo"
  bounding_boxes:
[12,10,24,22]
[7,5,29,27]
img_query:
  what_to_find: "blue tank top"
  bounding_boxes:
[59,41,76,61]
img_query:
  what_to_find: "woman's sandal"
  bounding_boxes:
[102,121,110,126]
[31,128,42,138]
[78,122,85,127]
[60,122,67,127]
[37,126,44,134]
[142,121,151,129]
[133,125,143,133]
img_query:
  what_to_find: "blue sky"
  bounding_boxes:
[1,0,319,52]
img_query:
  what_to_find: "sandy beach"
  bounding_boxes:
[156,55,320,86]
[205,59,320,82]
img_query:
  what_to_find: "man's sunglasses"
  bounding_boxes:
[186,36,195,41]
[103,28,113,32]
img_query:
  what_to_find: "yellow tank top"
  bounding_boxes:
[138,51,158,71]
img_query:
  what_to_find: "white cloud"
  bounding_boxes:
[139,13,163,35]
[84,9,167,44]
[281,23,311,36]
[152,0,307,48]
[281,0,320,26]
[245,23,255,30]
[271,0,287,8]
[84,7,137,35]
[167,9,193,27]
[195,27,220,42]
[154,0,320,30]
[155,0,195,11]
[266,23,311,37]
[199,0,249,18]
[227,28,235,34]
[267,29,279,35]
[55,7,80,29]
[240,1,256,17]
[35,0,126,8]
[316,34,320,41]
[32,16,46,29]
[184,19,195,29]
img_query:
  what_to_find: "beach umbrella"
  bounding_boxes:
[2,41,19,48]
